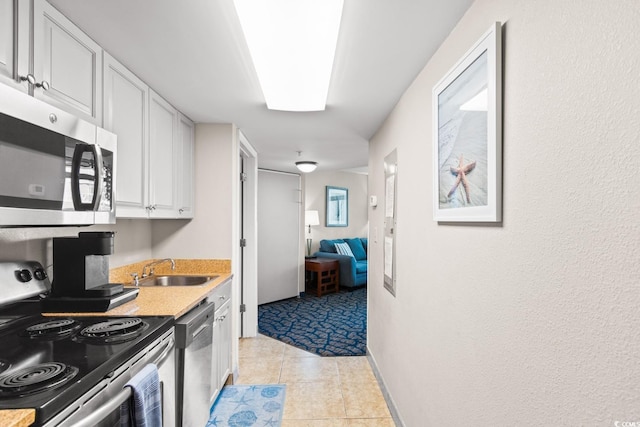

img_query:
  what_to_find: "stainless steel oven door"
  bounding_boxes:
[45,328,176,427]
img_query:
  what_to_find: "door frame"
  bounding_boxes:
[237,130,258,337]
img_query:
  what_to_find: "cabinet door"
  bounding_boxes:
[103,52,150,218]
[216,301,232,388]
[0,0,16,87]
[33,0,102,125]
[149,89,178,218]
[0,0,29,92]
[210,316,221,404]
[177,113,195,218]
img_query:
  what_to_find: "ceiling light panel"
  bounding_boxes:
[234,0,344,112]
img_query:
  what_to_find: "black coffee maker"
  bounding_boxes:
[42,232,138,312]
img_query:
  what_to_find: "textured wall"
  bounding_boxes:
[0,220,152,270]
[368,0,640,426]
[152,123,236,259]
[304,170,368,254]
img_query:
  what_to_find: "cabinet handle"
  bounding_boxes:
[20,74,36,85]
[35,80,50,91]
[179,208,184,214]
[19,74,49,90]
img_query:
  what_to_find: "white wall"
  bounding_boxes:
[0,220,151,272]
[152,123,235,259]
[304,170,368,254]
[368,1,640,426]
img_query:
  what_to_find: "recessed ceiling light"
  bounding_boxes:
[233,0,344,112]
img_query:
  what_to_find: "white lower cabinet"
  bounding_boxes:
[207,279,233,403]
[216,300,232,387]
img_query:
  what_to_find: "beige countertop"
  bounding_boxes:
[3,259,231,426]
[0,410,35,427]
[43,273,232,318]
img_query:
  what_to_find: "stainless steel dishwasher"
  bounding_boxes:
[175,302,215,427]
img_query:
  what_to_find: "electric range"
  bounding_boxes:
[0,261,174,426]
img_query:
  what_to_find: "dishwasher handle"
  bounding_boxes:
[175,302,215,348]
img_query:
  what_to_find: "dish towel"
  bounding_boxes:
[120,363,162,427]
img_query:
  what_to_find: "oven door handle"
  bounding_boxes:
[70,335,174,427]
[71,387,131,427]
[151,335,175,367]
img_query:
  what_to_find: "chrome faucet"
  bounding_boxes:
[130,272,140,286]
[141,258,176,278]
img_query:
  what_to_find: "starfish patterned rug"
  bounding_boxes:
[207,385,286,427]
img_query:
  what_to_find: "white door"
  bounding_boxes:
[257,169,300,305]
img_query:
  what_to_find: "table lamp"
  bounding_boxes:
[305,210,320,257]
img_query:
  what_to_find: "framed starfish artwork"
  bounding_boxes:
[432,22,502,222]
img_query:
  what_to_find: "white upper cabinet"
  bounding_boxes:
[177,113,195,218]
[149,89,178,218]
[33,0,102,125]
[0,0,34,92]
[104,55,195,220]
[2,1,196,221]
[103,52,150,218]
[0,0,13,84]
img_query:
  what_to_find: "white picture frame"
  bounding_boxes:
[432,22,502,222]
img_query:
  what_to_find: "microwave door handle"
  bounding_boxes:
[91,144,104,210]
[71,144,104,210]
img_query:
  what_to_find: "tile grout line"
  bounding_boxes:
[337,358,349,421]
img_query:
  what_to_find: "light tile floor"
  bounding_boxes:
[237,334,396,426]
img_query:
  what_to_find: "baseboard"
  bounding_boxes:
[367,346,406,427]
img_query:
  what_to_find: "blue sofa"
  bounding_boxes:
[314,238,367,288]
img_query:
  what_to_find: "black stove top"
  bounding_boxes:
[0,309,173,424]
[0,261,173,426]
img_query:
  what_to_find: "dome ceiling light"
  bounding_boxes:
[295,151,317,173]
[295,161,318,173]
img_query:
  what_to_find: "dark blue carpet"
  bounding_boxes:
[258,288,366,357]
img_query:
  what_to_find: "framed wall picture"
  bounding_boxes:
[432,22,502,222]
[325,186,348,227]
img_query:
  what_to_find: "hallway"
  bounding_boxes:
[236,334,395,426]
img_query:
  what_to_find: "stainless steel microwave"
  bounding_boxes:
[0,84,116,226]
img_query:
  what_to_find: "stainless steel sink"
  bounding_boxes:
[138,275,218,287]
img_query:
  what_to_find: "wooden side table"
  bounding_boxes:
[305,258,340,297]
